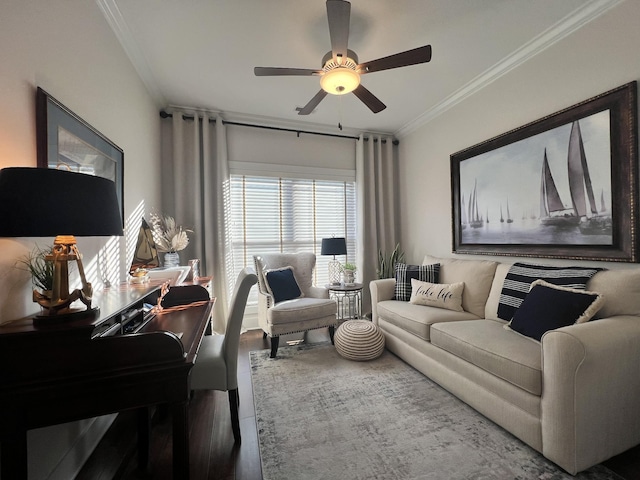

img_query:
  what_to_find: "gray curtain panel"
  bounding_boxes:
[161,111,232,333]
[356,134,400,315]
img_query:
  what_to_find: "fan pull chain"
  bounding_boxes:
[338,96,343,130]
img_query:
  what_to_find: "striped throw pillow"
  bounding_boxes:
[497,262,603,321]
[394,263,440,302]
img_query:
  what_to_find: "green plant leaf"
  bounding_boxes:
[17,245,54,291]
[377,243,404,279]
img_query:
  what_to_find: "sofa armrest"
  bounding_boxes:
[370,278,396,325]
[541,316,640,474]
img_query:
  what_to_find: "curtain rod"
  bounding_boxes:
[159,111,399,145]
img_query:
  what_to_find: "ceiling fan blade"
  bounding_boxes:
[254,67,322,76]
[326,0,350,61]
[359,45,432,74]
[352,85,386,113]
[298,90,328,115]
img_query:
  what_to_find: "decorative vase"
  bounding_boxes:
[164,252,180,268]
[342,270,355,285]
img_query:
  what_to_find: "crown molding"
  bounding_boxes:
[395,0,623,138]
[96,0,165,106]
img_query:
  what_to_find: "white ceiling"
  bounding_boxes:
[98,0,617,136]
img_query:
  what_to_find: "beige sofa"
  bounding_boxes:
[370,255,640,475]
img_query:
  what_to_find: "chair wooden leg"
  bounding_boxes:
[270,336,280,358]
[329,326,335,345]
[228,389,241,442]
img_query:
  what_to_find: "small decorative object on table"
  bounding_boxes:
[128,268,150,284]
[341,262,357,285]
[187,259,200,281]
[18,245,54,295]
[149,212,191,267]
[163,252,180,268]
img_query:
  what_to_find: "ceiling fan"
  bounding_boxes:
[254,0,432,115]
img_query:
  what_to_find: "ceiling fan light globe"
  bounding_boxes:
[320,68,360,95]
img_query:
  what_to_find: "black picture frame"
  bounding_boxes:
[36,87,124,225]
[451,81,638,262]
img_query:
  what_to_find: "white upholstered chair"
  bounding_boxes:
[253,253,338,358]
[189,267,257,442]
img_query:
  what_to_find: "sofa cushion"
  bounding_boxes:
[394,263,440,301]
[409,279,464,312]
[587,268,640,318]
[423,255,498,317]
[267,297,337,325]
[506,280,604,341]
[497,262,602,321]
[431,319,542,395]
[377,300,478,341]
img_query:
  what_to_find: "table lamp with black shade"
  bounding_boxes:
[0,167,124,319]
[321,237,347,285]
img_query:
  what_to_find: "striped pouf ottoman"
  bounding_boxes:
[334,320,385,361]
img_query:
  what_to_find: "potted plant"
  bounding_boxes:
[18,245,54,294]
[377,244,405,279]
[341,262,357,285]
[149,212,191,267]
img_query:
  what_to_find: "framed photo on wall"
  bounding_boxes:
[451,81,638,262]
[36,87,124,224]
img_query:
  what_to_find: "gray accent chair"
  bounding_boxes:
[189,267,257,442]
[253,253,338,358]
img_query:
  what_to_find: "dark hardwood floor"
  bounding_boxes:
[76,329,640,480]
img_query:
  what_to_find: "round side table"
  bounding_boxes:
[327,283,363,322]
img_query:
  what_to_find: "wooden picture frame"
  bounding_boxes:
[451,81,638,262]
[36,87,124,224]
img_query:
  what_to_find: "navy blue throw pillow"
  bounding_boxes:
[265,267,302,304]
[508,281,603,341]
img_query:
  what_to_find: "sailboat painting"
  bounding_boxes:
[451,81,637,262]
[455,110,612,247]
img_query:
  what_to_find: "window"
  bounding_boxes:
[229,175,356,302]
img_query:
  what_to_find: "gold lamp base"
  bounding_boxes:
[33,235,94,319]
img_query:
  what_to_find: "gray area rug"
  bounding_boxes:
[250,343,623,480]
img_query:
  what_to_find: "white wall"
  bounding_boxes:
[227,123,356,172]
[0,1,161,478]
[399,1,640,270]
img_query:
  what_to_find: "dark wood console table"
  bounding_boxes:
[0,283,213,479]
